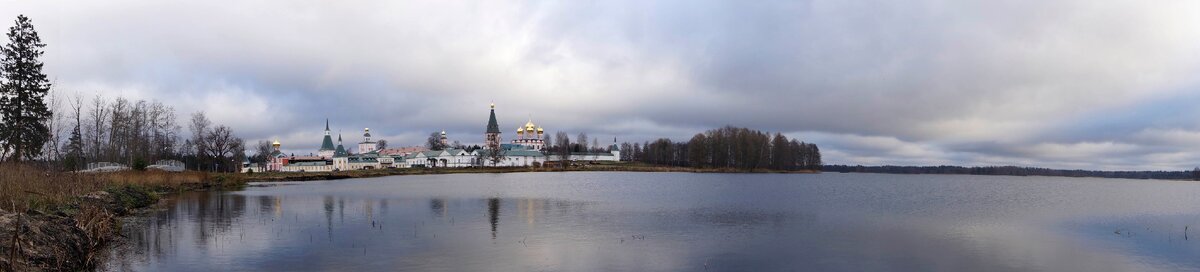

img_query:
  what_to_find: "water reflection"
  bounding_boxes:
[430,198,445,217]
[104,173,1200,271]
[323,196,333,241]
[488,197,500,239]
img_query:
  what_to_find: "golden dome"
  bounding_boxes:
[490,102,495,109]
[272,139,281,146]
[536,127,544,133]
[517,127,524,134]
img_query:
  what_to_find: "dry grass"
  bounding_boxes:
[0,163,218,213]
[0,163,236,271]
[1,163,103,213]
[73,204,113,268]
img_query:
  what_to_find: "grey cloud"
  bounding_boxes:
[6,0,1200,170]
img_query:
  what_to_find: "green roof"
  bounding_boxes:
[320,134,335,151]
[506,150,545,157]
[348,156,378,163]
[486,108,501,134]
[319,120,335,151]
[334,144,348,157]
[289,161,329,166]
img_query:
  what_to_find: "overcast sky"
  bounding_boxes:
[5,0,1200,170]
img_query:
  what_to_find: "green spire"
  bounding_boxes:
[486,103,501,134]
[334,133,348,157]
[319,120,335,151]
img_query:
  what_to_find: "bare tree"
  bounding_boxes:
[555,132,571,168]
[377,139,388,150]
[576,132,588,153]
[62,93,85,170]
[146,101,178,161]
[106,97,131,163]
[621,142,632,161]
[253,140,273,164]
[205,125,242,172]
[425,131,446,150]
[688,133,709,168]
[189,112,211,170]
[41,87,63,166]
[87,95,109,162]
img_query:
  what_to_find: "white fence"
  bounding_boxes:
[148,160,185,172]
[81,162,129,173]
[80,160,186,172]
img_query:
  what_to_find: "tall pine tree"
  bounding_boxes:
[0,15,51,162]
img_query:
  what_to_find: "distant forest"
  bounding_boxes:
[822,165,1200,180]
[618,126,822,171]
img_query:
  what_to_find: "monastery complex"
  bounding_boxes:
[244,103,619,172]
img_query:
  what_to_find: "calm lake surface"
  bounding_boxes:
[103,172,1200,271]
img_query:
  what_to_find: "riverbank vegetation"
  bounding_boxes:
[0,163,244,270]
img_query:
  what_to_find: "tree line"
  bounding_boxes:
[0,15,244,172]
[612,126,821,170]
[545,132,609,154]
[60,95,182,170]
[56,94,244,172]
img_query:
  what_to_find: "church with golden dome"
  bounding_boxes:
[245,102,618,172]
[513,119,546,150]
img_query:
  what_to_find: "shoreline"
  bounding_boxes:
[235,163,822,182]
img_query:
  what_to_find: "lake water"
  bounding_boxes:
[103,172,1200,271]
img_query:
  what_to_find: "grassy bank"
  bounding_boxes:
[241,161,820,182]
[0,163,245,271]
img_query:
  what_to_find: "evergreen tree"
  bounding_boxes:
[0,15,52,162]
[769,133,788,170]
[63,122,84,170]
[808,143,822,170]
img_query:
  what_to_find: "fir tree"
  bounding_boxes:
[0,15,52,162]
[63,122,84,170]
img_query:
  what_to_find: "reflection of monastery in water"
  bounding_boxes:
[244,103,620,172]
